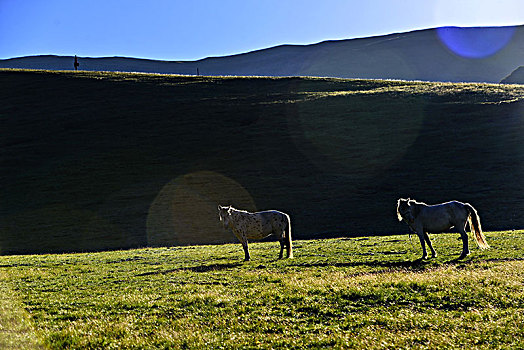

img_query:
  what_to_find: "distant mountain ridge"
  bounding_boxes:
[1,25,523,83]
[501,66,524,84]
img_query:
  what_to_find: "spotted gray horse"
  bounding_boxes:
[397,198,489,260]
[218,205,293,261]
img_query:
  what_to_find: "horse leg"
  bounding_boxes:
[242,240,250,261]
[285,220,293,259]
[423,232,437,258]
[239,232,251,261]
[457,222,470,259]
[409,221,427,260]
[278,237,285,259]
[416,230,428,260]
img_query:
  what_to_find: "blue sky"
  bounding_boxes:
[1,0,523,60]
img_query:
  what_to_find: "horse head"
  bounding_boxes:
[396,198,414,222]
[218,205,233,228]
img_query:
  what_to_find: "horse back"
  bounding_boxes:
[442,201,469,220]
[257,210,289,228]
[418,201,468,231]
[426,201,467,214]
[231,209,288,240]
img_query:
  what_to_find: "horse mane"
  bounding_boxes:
[228,206,250,214]
[397,198,426,221]
[398,198,426,205]
[407,199,426,218]
[408,198,427,206]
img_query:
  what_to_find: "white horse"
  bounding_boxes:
[218,205,293,261]
[397,198,489,260]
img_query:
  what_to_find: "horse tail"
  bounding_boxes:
[284,214,293,258]
[465,203,489,249]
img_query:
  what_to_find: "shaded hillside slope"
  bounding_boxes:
[1,26,523,83]
[1,69,523,254]
[501,66,524,84]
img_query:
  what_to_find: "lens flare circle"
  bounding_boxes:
[436,26,515,59]
[146,171,256,247]
[287,92,425,181]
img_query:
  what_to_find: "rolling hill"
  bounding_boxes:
[1,69,524,254]
[501,66,524,84]
[1,25,523,83]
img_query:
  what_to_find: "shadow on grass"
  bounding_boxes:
[290,259,430,271]
[135,257,524,277]
[136,262,242,276]
[290,256,524,273]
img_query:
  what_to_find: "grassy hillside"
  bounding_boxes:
[0,231,522,349]
[1,69,524,254]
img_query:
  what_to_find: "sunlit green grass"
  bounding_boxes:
[3,69,524,103]
[1,230,522,349]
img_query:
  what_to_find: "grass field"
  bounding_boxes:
[1,230,523,349]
